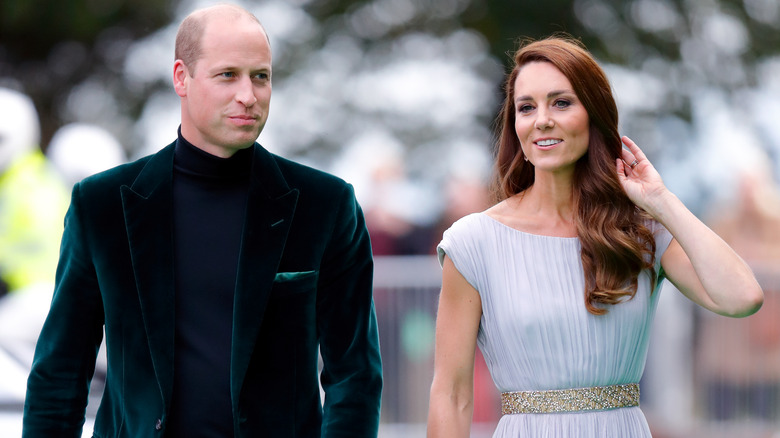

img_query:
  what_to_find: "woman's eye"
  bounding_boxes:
[553,99,571,109]
[517,104,534,113]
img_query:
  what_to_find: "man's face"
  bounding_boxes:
[174,16,272,158]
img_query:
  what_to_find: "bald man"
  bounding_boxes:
[23,5,382,437]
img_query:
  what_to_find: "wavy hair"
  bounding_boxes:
[492,36,656,315]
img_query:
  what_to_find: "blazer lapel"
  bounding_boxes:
[120,143,176,408]
[231,145,298,409]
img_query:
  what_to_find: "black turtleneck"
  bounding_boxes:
[168,132,252,437]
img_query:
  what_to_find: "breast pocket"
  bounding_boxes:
[271,270,318,297]
[268,270,318,336]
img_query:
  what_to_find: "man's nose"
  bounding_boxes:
[235,77,257,107]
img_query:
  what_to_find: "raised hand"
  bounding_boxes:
[616,135,669,215]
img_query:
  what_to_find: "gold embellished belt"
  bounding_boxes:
[501,383,640,414]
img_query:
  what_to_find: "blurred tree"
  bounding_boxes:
[0,0,176,148]
[466,0,780,109]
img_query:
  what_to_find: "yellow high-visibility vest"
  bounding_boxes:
[0,149,70,292]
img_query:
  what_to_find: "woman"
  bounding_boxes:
[427,36,763,437]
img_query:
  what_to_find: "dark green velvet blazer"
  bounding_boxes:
[23,141,382,437]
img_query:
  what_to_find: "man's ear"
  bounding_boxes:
[173,60,189,97]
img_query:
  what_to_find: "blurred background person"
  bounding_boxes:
[332,130,441,257]
[0,87,69,296]
[0,95,125,420]
[0,86,69,408]
[696,149,780,424]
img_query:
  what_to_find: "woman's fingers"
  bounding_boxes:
[621,136,648,162]
[620,149,636,168]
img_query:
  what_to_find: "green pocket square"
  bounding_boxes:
[274,270,317,282]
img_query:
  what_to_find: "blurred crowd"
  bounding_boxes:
[1,84,778,435]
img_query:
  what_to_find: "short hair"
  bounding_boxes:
[174,4,267,74]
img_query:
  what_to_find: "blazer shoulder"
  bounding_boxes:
[270,153,351,195]
[76,143,173,201]
[74,156,148,200]
[83,156,152,185]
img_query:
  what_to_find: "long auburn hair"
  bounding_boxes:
[493,36,657,315]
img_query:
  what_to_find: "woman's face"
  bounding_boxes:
[513,61,590,175]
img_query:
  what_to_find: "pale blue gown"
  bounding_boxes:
[437,212,673,437]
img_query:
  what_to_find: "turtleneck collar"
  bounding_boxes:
[174,128,253,183]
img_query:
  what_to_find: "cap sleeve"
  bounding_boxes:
[436,214,483,292]
[644,219,673,285]
[650,220,672,269]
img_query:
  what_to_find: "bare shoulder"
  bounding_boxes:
[483,198,514,220]
[483,192,577,237]
[483,195,528,227]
